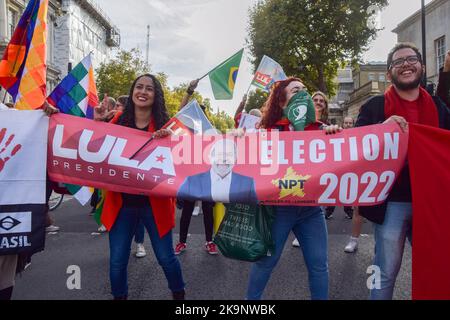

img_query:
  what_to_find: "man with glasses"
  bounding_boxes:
[354,43,450,300]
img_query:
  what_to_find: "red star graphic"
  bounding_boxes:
[156,155,166,163]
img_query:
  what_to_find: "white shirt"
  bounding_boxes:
[210,169,232,203]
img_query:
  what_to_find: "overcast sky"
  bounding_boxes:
[96,0,432,115]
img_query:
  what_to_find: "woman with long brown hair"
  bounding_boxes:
[94,74,185,300]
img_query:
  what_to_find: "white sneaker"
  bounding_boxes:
[45,225,60,232]
[136,243,147,258]
[344,238,358,253]
[97,225,107,233]
[292,238,300,247]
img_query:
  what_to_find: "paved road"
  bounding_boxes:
[12,198,411,300]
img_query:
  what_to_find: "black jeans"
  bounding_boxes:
[0,287,13,300]
[326,206,353,216]
[90,189,99,209]
[179,201,214,243]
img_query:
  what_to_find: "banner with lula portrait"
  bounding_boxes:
[47,113,407,207]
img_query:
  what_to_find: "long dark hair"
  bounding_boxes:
[119,74,169,130]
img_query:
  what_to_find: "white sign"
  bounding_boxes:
[0,111,49,205]
[0,212,32,234]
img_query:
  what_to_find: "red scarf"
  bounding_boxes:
[101,110,175,238]
[384,85,439,127]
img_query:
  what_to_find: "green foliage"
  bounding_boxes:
[96,48,149,99]
[247,0,388,95]
[246,89,269,112]
[209,110,236,133]
[95,48,235,132]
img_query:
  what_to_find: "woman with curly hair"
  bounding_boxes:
[247,77,329,300]
[94,74,185,300]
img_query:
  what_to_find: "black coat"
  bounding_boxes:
[354,73,450,224]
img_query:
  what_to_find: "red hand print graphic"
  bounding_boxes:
[0,128,22,172]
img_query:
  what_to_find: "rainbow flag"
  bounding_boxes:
[0,0,48,110]
[47,54,99,118]
[48,54,99,205]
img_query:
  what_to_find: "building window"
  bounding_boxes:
[436,36,446,71]
[47,18,55,64]
[379,74,386,82]
[7,7,19,38]
[368,73,376,81]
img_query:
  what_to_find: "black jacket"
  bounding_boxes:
[437,71,450,108]
[355,73,450,224]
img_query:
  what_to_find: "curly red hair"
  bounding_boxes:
[259,77,303,129]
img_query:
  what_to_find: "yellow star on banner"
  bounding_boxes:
[272,167,311,199]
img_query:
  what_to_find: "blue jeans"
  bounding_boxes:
[247,206,329,300]
[134,220,145,244]
[109,205,185,298]
[370,202,412,300]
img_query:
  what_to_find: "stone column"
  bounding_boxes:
[0,0,8,42]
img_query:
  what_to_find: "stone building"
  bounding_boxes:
[0,0,119,101]
[344,62,390,120]
[393,0,449,87]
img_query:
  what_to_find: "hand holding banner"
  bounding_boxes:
[47,113,408,207]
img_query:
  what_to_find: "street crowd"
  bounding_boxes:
[1,43,450,301]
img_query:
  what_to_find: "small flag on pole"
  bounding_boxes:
[250,55,287,92]
[164,99,216,136]
[208,49,244,100]
[47,53,99,206]
[47,53,99,119]
[0,0,49,109]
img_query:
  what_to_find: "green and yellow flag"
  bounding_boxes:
[208,49,243,100]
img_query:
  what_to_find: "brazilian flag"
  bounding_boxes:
[209,49,243,100]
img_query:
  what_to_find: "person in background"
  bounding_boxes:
[248,108,262,117]
[292,90,331,247]
[97,95,118,122]
[116,95,128,113]
[45,180,60,232]
[436,50,450,107]
[234,94,248,128]
[333,116,366,254]
[324,116,355,220]
[174,80,218,255]
[0,255,18,300]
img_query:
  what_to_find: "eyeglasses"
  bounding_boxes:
[390,55,420,69]
[313,98,325,103]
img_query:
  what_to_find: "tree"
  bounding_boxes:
[209,110,235,133]
[245,89,269,112]
[96,48,149,99]
[95,49,235,132]
[247,0,388,96]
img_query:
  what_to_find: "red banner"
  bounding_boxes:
[409,123,450,300]
[47,113,408,206]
